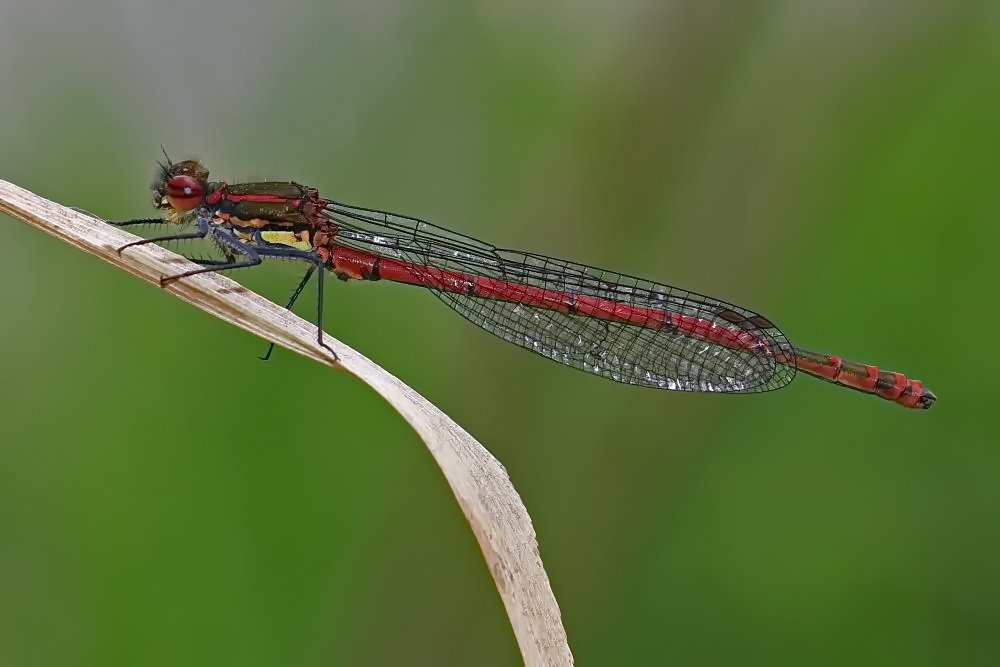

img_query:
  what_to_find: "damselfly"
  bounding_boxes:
[110,155,936,409]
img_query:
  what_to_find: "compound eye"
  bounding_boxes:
[165,175,204,211]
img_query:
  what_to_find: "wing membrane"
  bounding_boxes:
[324,201,795,393]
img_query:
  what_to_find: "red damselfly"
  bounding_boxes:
[110,154,936,410]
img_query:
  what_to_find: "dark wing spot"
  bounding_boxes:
[717,308,745,324]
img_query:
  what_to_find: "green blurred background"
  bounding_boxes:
[2,1,998,665]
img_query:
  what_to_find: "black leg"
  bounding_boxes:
[189,258,237,267]
[117,230,207,255]
[160,256,263,285]
[119,220,337,361]
[243,243,335,360]
[153,225,261,285]
[116,215,210,254]
[252,248,335,360]
[314,261,335,358]
[107,217,167,228]
[259,265,316,361]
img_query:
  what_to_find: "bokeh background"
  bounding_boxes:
[1,1,998,665]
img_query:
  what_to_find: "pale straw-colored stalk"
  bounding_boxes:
[0,180,573,667]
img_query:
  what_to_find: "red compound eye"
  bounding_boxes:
[165,175,204,211]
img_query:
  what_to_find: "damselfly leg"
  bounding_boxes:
[260,265,317,361]
[108,218,167,228]
[113,214,211,255]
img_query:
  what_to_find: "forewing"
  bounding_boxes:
[324,202,795,393]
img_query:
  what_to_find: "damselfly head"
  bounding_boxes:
[151,157,210,214]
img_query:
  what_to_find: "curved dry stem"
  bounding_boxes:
[0,180,573,667]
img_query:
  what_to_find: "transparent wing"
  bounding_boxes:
[324,201,796,393]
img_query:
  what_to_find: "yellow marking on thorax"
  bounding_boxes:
[213,215,313,251]
[259,230,313,251]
